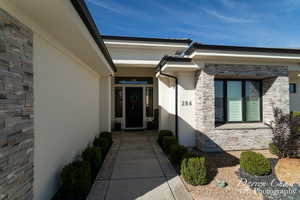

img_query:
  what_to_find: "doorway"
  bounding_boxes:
[125,87,143,128]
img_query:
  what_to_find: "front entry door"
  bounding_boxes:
[126,87,143,128]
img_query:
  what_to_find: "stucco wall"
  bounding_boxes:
[177,72,195,147]
[158,76,176,134]
[289,71,300,112]
[33,35,100,200]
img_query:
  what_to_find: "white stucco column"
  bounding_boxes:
[158,77,170,130]
[158,76,176,133]
[177,72,196,147]
[99,75,112,132]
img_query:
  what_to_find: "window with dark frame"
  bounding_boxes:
[289,83,296,93]
[214,80,262,123]
[115,87,123,118]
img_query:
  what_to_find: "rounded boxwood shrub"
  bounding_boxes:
[162,136,178,153]
[61,161,91,198]
[93,137,111,157]
[269,143,279,156]
[240,151,271,176]
[180,157,208,186]
[170,144,188,165]
[100,132,112,141]
[82,146,102,177]
[157,130,173,146]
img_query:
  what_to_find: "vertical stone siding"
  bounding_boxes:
[195,63,289,152]
[0,9,34,200]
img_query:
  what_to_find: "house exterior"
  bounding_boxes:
[105,36,300,152]
[1,0,300,200]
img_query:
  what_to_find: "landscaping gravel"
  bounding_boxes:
[237,158,300,200]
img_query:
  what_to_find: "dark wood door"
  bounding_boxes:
[126,87,143,128]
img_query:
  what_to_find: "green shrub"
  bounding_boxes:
[93,137,111,157]
[162,136,177,153]
[292,112,300,134]
[61,161,91,198]
[157,130,173,146]
[100,132,112,142]
[82,146,102,177]
[180,157,207,185]
[292,111,300,118]
[170,144,188,165]
[269,143,279,156]
[240,151,271,176]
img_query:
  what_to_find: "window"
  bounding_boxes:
[115,87,123,117]
[245,81,261,121]
[215,80,224,122]
[115,77,153,85]
[214,80,262,123]
[289,83,296,93]
[227,81,243,122]
[146,87,153,117]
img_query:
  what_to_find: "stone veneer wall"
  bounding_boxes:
[0,9,34,199]
[195,63,289,152]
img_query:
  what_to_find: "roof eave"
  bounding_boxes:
[70,0,117,72]
[102,35,192,45]
[156,56,192,73]
[185,42,300,55]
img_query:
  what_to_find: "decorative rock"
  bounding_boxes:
[275,158,300,185]
[215,179,227,188]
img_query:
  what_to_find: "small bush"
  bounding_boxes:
[240,151,271,176]
[82,146,102,177]
[157,130,173,146]
[93,137,111,157]
[162,136,177,153]
[267,107,300,158]
[269,143,279,156]
[61,161,91,198]
[170,144,188,165]
[98,132,113,146]
[100,132,112,141]
[180,157,207,186]
[292,111,300,118]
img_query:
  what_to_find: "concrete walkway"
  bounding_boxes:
[88,131,193,200]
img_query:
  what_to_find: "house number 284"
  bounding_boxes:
[182,101,192,106]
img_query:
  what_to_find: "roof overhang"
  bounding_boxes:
[189,49,300,63]
[186,43,300,64]
[155,56,198,76]
[103,36,192,68]
[103,35,192,50]
[2,0,116,75]
[160,62,199,73]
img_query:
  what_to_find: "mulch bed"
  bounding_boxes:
[237,158,300,200]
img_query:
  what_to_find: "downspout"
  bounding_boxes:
[159,71,178,141]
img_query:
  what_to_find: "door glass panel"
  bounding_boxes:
[227,81,242,121]
[115,87,123,117]
[146,87,153,117]
[214,80,224,122]
[246,81,261,121]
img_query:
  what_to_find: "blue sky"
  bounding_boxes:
[86,0,300,47]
